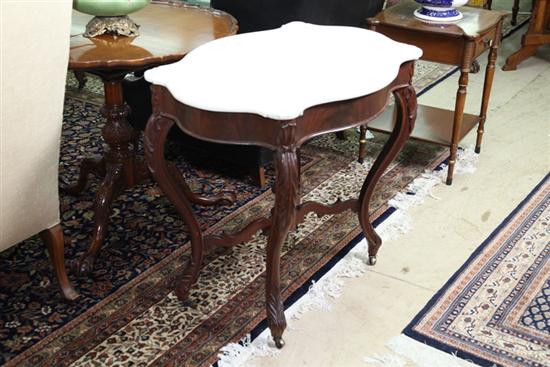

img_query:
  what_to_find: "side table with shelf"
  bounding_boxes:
[362,0,506,185]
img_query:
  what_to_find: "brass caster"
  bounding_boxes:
[273,336,285,349]
[368,256,377,266]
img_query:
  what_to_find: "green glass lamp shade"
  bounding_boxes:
[73,0,151,17]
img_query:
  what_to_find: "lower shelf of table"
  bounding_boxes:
[368,104,480,146]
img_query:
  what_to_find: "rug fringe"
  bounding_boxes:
[362,334,494,367]
[217,334,280,367]
[212,147,479,367]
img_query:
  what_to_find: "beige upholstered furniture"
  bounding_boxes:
[0,0,78,300]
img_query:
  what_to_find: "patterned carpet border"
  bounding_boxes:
[403,173,550,367]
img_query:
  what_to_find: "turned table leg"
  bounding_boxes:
[447,42,475,185]
[358,85,417,264]
[476,20,502,153]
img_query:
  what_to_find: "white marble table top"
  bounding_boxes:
[145,22,422,120]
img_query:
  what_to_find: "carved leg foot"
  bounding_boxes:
[167,162,236,206]
[503,46,537,71]
[73,163,122,276]
[62,157,106,195]
[144,114,204,301]
[358,85,416,262]
[40,224,79,301]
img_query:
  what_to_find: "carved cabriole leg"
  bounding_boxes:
[266,121,299,348]
[144,114,205,301]
[39,224,79,301]
[476,20,502,154]
[447,41,475,185]
[358,125,368,163]
[358,85,417,265]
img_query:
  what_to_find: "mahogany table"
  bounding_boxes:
[363,1,507,185]
[143,22,420,347]
[67,1,237,274]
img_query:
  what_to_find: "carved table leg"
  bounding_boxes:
[74,163,122,275]
[73,75,150,274]
[40,224,79,301]
[145,114,205,301]
[266,123,300,348]
[358,125,368,163]
[447,41,475,185]
[62,157,106,195]
[476,20,502,154]
[358,85,417,265]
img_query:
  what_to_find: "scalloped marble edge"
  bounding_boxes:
[144,21,422,120]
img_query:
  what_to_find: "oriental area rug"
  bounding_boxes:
[0,11,529,367]
[0,87,448,367]
[401,174,550,367]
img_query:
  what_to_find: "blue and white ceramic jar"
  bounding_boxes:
[414,0,469,22]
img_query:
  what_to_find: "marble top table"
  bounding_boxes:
[144,22,422,347]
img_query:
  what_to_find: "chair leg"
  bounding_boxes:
[39,224,79,301]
